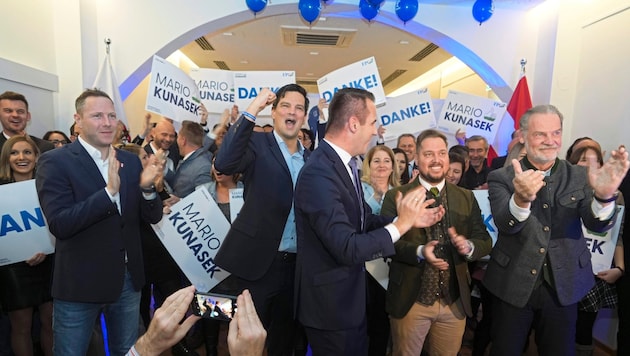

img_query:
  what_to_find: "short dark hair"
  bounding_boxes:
[326,88,375,134]
[416,129,448,151]
[75,88,113,114]
[0,91,29,110]
[179,120,204,147]
[43,130,71,143]
[272,84,309,114]
[449,152,466,170]
[397,133,415,147]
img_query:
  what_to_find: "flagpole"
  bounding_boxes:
[105,38,111,55]
[520,58,527,76]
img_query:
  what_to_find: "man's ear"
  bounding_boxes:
[348,116,359,133]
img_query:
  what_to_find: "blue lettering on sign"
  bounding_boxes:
[322,74,379,102]
[380,102,432,126]
[585,238,606,255]
[0,208,46,237]
[237,87,281,99]
[481,213,495,233]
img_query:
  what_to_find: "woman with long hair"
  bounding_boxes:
[0,136,53,356]
[361,145,400,215]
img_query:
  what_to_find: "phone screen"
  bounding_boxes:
[191,292,237,321]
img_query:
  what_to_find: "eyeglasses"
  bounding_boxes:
[50,140,68,146]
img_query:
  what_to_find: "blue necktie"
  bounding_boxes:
[349,157,364,230]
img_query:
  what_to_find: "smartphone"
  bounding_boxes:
[191,292,237,321]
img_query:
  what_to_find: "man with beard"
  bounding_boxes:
[0,91,54,153]
[484,105,629,355]
[461,135,490,190]
[213,84,310,355]
[145,119,178,187]
[381,129,492,355]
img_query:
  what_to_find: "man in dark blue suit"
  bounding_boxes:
[36,89,163,356]
[294,88,445,356]
[214,84,310,355]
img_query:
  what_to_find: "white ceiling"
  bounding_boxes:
[179,0,545,95]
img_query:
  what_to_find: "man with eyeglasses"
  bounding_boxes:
[0,91,54,153]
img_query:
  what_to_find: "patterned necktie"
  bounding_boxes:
[349,157,364,230]
[430,187,440,197]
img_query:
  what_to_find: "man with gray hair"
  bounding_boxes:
[484,104,629,355]
[461,135,490,189]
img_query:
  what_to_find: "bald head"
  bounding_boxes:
[152,119,176,150]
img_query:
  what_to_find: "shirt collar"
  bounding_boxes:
[78,136,109,161]
[324,139,353,166]
[522,156,560,175]
[417,175,445,192]
[273,130,304,155]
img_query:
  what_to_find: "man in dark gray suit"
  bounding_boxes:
[171,120,212,198]
[484,104,629,355]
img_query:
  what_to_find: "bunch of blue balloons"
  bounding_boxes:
[359,0,383,22]
[472,0,494,25]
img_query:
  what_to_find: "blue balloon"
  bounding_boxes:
[360,0,379,21]
[472,0,494,25]
[245,0,267,14]
[395,0,419,23]
[299,0,321,23]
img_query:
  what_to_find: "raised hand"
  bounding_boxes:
[140,150,165,190]
[228,289,267,356]
[511,159,545,207]
[106,146,120,195]
[422,240,449,271]
[448,227,472,256]
[246,88,276,117]
[589,145,629,202]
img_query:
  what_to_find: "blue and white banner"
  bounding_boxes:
[233,71,296,117]
[378,89,436,142]
[151,187,231,292]
[317,57,386,106]
[190,68,235,114]
[0,180,55,266]
[146,55,201,123]
[437,90,506,144]
[583,206,624,274]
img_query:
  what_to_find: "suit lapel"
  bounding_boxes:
[117,149,129,214]
[320,142,363,226]
[70,141,107,187]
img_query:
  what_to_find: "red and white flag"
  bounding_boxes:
[487,75,532,166]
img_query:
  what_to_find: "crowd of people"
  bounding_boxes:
[0,85,629,356]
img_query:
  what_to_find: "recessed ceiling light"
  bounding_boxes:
[310,51,319,55]
[306,73,314,76]
[399,40,409,45]
[320,17,327,21]
[223,32,233,36]
[240,60,249,64]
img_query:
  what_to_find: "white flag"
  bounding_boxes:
[93,53,128,125]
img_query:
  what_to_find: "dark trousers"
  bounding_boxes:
[232,252,299,356]
[617,275,630,354]
[366,272,389,356]
[304,318,368,356]
[489,283,577,356]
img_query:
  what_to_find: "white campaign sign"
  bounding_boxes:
[583,205,624,274]
[436,90,506,143]
[317,57,386,106]
[190,68,235,114]
[0,180,55,266]
[146,55,201,122]
[151,187,231,292]
[378,89,436,142]
[233,71,296,117]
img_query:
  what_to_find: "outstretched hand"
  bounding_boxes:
[589,145,629,202]
[422,240,449,271]
[511,159,545,207]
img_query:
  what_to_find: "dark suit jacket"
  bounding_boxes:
[483,159,616,308]
[35,141,162,303]
[214,115,310,281]
[294,140,395,330]
[381,180,492,318]
[172,147,213,198]
[0,134,54,153]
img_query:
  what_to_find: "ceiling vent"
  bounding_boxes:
[214,61,230,70]
[409,43,439,62]
[195,37,214,51]
[282,26,357,48]
[382,69,407,87]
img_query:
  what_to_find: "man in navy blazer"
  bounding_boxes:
[36,89,163,356]
[214,84,310,355]
[294,88,445,356]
